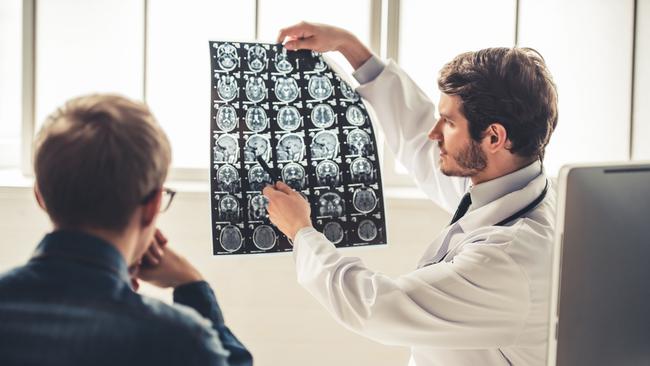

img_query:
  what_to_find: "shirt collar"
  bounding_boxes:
[31,229,131,284]
[457,160,547,232]
[469,160,543,211]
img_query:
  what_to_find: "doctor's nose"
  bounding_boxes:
[428,119,443,141]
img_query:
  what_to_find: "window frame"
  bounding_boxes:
[12,0,643,186]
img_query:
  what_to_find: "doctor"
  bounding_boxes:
[264,22,558,366]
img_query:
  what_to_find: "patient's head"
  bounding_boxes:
[33,94,171,260]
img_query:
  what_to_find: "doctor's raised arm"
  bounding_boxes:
[277,22,467,211]
[267,21,559,366]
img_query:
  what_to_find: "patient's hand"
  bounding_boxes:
[136,230,204,288]
[263,181,313,242]
[129,229,167,291]
[276,21,372,69]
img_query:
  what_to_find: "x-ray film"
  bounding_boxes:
[210,41,387,255]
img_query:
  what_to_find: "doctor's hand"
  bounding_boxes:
[263,181,313,242]
[277,21,372,69]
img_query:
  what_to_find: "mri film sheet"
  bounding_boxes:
[210,41,386,255]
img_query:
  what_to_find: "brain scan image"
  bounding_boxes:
[347,129,371,156]
[210,41,386,254]
[281,163,306,190]
[245,76,266,103]
[323,222,344,244]
[350,157,374,184]
[357,219,378,242]
[217,75,238,101]
[311,103,335,128]
[275,77,299,102]
[352,187,378,213]
[339,81,359,101]
[274,48,293,73]
[216,164,239,193]
[318,192,344,217]
[311,131,339,160]
[313,53,327,72]
[277,106,301,131]
[219,225,243,252]
[245,106,267,132]
[216,105,237,132]
[247,45,267,72]
[316,160,339,186]
[277,134,304,162]
[218,195,240,221]
[253,225,276,250]
[244,135,270,163]
[248,194,269,221]
[216,43,238,71]
[308,75,333,100]
[213,135,238,164]
[248,165,272,191]
[345,105,365,126]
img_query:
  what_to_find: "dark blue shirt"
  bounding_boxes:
[0,230,252,366]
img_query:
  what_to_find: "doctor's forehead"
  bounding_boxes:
[437,93,464,120]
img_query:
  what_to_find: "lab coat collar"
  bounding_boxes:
[458,162,546,233]
[468,160,542,210]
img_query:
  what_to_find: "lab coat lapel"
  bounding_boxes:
[416,224,458,267]
[418,173,547,267]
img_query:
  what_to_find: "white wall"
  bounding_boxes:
[518,0,634,174]
[0,185,449,366]
[633,0,650,160]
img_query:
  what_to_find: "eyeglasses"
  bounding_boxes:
[160,187,176,212]
[141,187,177,213]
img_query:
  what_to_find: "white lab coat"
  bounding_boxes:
[292,60,555,366]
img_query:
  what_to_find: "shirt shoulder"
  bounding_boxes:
[134,294,220,340]
[120,292,230,364]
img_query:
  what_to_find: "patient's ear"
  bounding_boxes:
[34,185,46,211]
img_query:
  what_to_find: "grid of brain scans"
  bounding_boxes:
[210,41,387,255]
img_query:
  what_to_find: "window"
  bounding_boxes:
[518,0,635,174]
[0,0,22,168]
[2,0,647,185]
[35,0,145,128]
[258,0,372,74]
[145,0,371,173]
[146,0,256,170]
[388,0,516,183]
[398,0,515,106]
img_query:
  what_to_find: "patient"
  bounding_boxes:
[0,95,252,366]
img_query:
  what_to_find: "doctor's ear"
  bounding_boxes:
[483,123,509,153]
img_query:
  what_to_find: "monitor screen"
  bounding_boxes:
[548,163,650,366]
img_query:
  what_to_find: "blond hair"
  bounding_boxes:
[34,94,172,231]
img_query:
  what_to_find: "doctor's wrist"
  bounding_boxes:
[337,32,372,70]
[289,223,314,243]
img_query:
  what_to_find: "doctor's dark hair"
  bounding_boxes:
[34,94,172,231]
[437,47,558,161]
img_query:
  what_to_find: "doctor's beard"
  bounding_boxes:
[439,139,487,177]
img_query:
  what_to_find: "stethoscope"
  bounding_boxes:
[494,179,549,226]
[432,179,550,265]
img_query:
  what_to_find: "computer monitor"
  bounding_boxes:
[547,162,650,366]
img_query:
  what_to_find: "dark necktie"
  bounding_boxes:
[449,192,472,226]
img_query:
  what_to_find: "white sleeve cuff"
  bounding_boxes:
[294,226,319,245]
[352,55,386,85]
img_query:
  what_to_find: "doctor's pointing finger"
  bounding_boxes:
[263,182,313,241]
